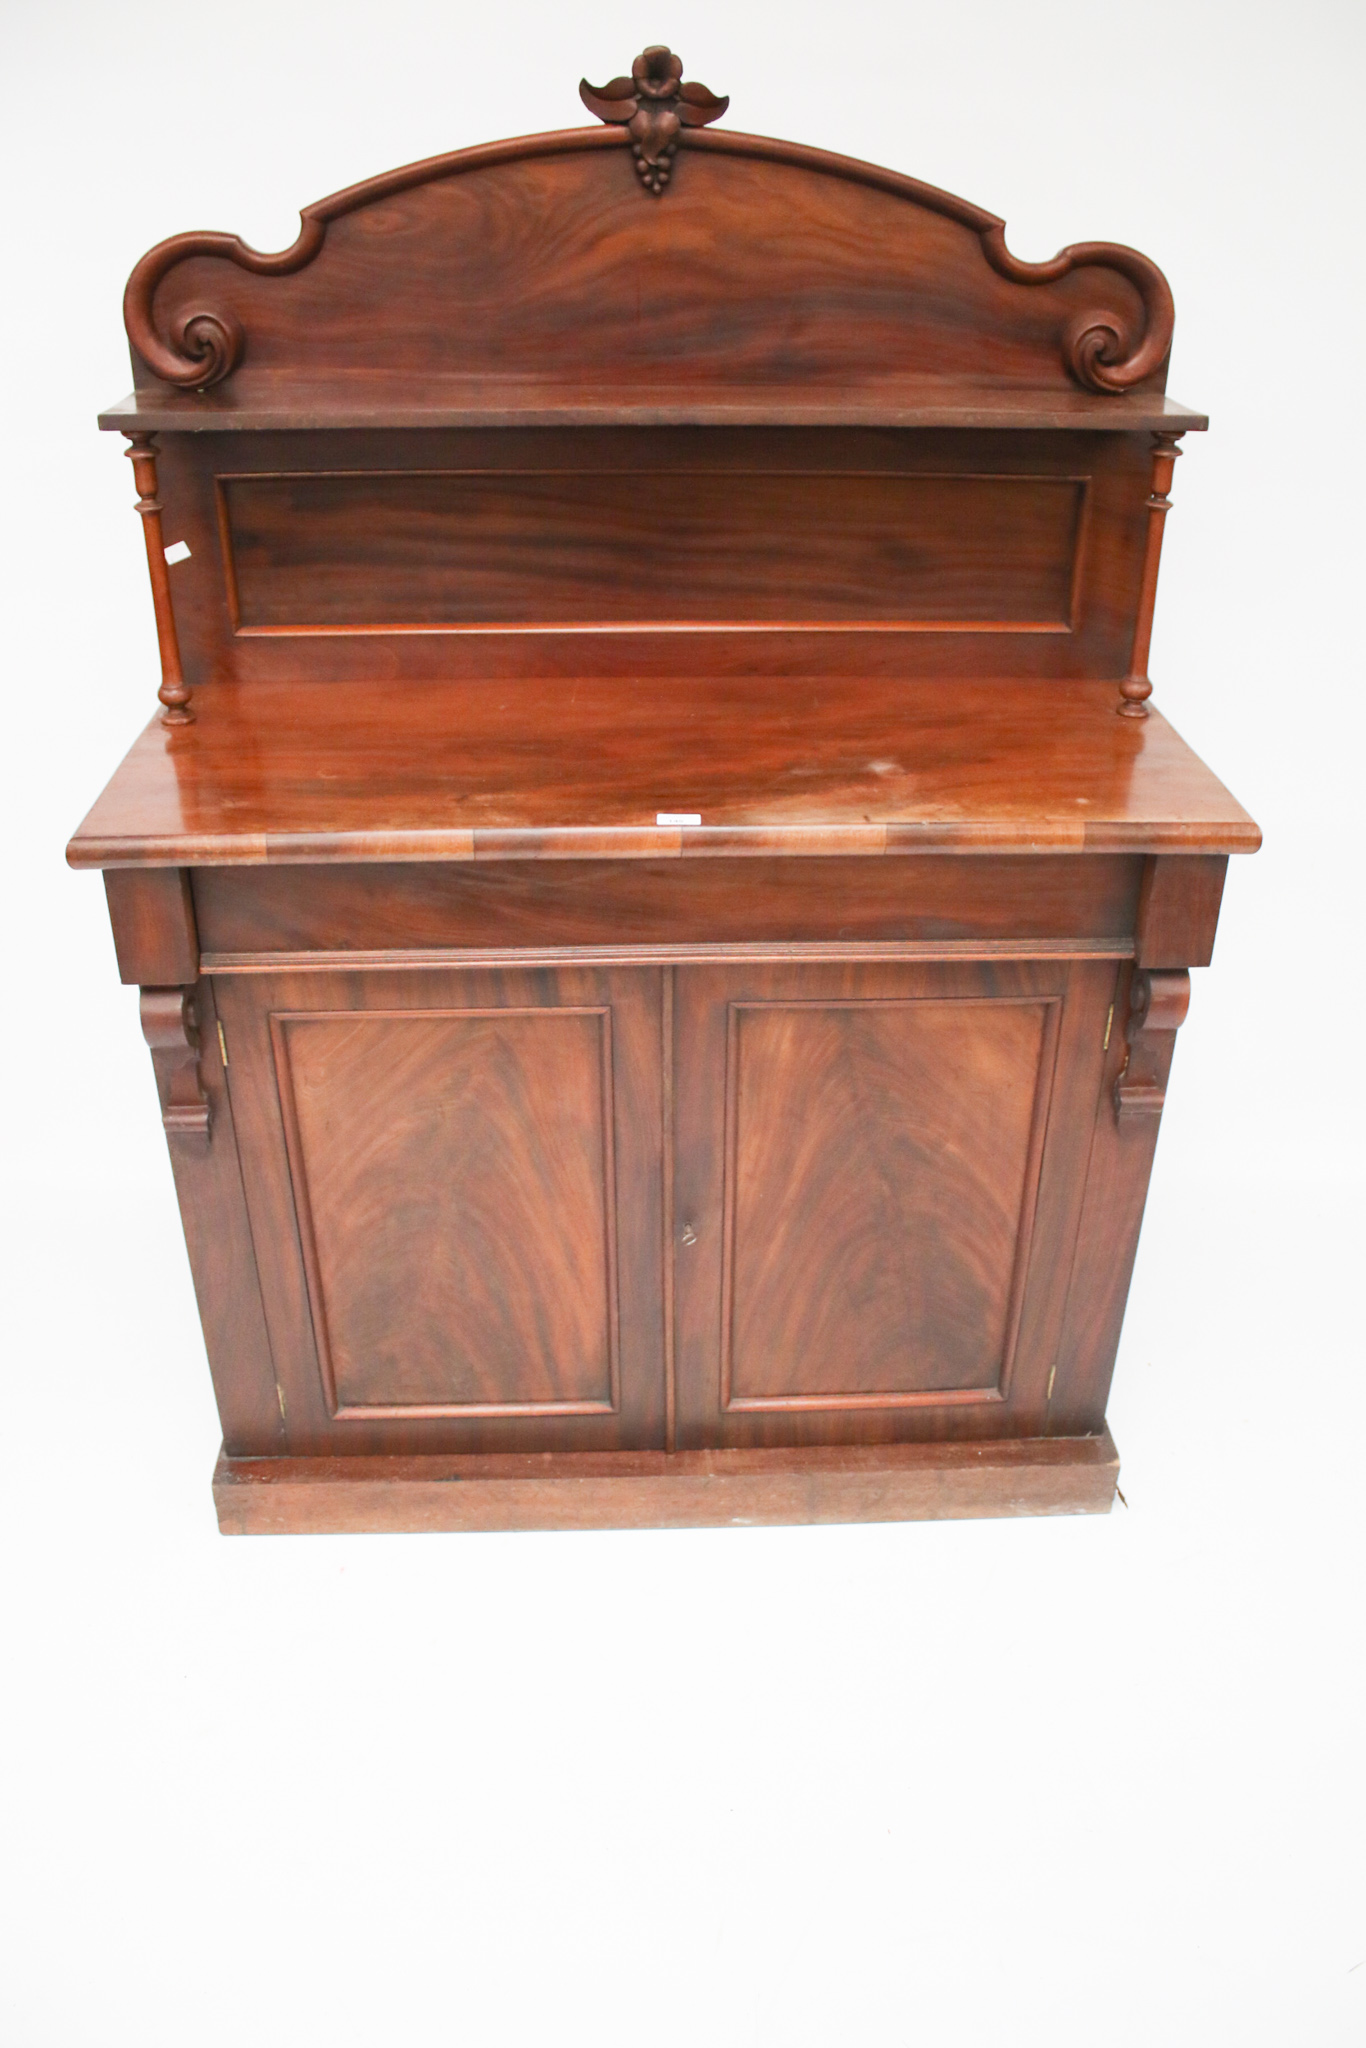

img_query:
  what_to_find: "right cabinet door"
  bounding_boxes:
[672,958,1118,1448]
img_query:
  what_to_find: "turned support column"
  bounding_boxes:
[1119,431,1184,719]
[123,432,194,725]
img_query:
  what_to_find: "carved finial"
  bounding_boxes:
[580,47,729,194]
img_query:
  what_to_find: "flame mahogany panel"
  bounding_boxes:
[219,468,1085,631]
[192,856,1145,959]
[723,994,1056,1406]
[149,429,1151,686]
[130,140,1165,400]
[213,965,667,1455]
[272,1006,619,1418]
[673,957,1118,1448]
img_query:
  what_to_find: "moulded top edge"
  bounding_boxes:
[97,385,1209,436]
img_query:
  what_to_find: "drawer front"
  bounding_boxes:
[195,855,1142,960]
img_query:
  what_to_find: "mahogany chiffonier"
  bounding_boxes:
[69,49,1259,1534]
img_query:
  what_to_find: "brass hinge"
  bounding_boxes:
[217,1019,229,1067]
[1046,1363,1057,1401]
[1102,1003,1114,1052]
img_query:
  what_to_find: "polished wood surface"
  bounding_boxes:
[123,435,194,723]
[191,854,1145,961]
[67,677,1258,870]
[76,47,1257,1529]
[215,965,667,1455]
[674,958,1114,1448]
[119,426,1171,694]
[221,466,1085,631]
[274,1005,620,1418]
[99,380,1208,436]
[722,991,1052,1405]
[213,1428,1121,1534]
[103,866,198,983]
[121,110,1170,402]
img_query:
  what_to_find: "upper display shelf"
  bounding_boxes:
[99,379,1207,435]
[109,45,1193,424]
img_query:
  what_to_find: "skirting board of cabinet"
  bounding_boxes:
[212,1431,1120,1534]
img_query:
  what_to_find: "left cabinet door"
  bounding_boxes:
[214,964,667,1455]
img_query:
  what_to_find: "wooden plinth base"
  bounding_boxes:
[213,1431,1119,1534]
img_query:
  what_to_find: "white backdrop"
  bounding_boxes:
[3,1,1363,2041]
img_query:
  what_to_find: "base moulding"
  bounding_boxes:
[213,1429,1120,1534]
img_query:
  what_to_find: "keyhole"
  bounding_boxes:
[680,1223,697,1246]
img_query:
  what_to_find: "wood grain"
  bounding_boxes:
[104,866,198,983]
[722,994,1055,1407]
[672,957,1116,1448]
[213,964,666,1455]
[272,1005,620,1418]
[132,426,1154,689]
[99,381,1208,437]
[192,856,1144,958]
[219,468,1085,630]
[122,125,1169,400]
[1135,854,1228,967]
[67,678,1261,871]
[213,1428,1121,1533]
[150,978,286,1456]
[74,61,1255,1531]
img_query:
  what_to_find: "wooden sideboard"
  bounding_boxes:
[70,48,1258,1533]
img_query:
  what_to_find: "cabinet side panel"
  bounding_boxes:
[1136,855,1228,968]
[164,978,284,1455]
[105,868,199,984]
[1048,965,1177,1432]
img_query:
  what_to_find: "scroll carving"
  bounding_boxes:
[1113,969,1190,1124]
[979,227,1174,395]
[579,46,729,193]
[141,986,212,1141]
[125,221,324,388]
[121,57,1172,396]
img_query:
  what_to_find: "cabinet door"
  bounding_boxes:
[672,958,1116,1447]
[215,965,666,1455]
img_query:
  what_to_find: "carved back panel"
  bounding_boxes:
[110,48,1191,702]
[127,63,1172,400]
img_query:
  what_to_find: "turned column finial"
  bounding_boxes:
[1119,431,1184,719]
[123,432,194,726]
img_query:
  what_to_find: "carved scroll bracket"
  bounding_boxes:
[123,434,194,725]
[122,55,1173,397]
[580,46,729,193]
[1114,969,1190,1124]
[141,986,212,1142]
[979,227,1175,396]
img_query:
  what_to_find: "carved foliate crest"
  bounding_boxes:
[579,46,729,193]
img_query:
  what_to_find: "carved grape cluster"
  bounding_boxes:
[579,46,729,195]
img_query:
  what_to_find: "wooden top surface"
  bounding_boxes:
[68,677,1259,869]
[98,381,1208,436]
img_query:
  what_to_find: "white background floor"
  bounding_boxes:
[3,1,1363,2041]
